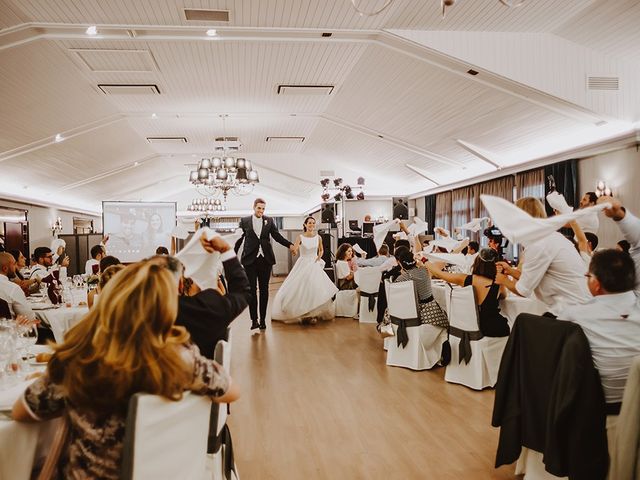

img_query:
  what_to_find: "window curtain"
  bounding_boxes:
[544,159,579,215]
[424,194,436,235]
[516,168,545,202]
[451,185,477,236]
[476,176,515,219]
[435,191,452,234]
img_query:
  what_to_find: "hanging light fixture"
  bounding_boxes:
[187,115,259,200]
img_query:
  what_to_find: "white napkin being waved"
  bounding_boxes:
[407,217,428,237]
[545,191,573,215]
[425,252,471,267]
[480,195,609,247]
[373,219,400,250]
[458,217,489,233]
[176,227,222,290]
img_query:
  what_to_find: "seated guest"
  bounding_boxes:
[50,238,68,266]
[156,246,169,255]
[85,244,106,275]
[12,259,240,479]
[375,239,412,328]
[463,241,480,256]
[558,249,640,407]
[597,196,639,295]
[99,255,121,272]
[335,244,358,290]
[0,252,35,320]
[426,248,509,337]
[29,247,56,281]
[382,247,447,328]
[8,249,39,294]
[617,239,630,254]
[169,235,250,359]
[569,220,597,266]
[87,264,125,309]
[356,244,390,267]
[495,197,591,316]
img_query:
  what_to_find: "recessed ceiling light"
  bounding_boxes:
[206,29,217,37]
[151,113,157,119]
[86,25,98,36]
[54,133,64,143]
[133,161,139,166]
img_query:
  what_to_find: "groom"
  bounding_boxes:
[235,198,295,330]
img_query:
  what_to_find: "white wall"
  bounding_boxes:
[342,199,392,223]
[578,145,640,248]
[0,199,102,251]
[414,197,426,220]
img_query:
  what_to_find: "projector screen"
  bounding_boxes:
[102,201,176,263]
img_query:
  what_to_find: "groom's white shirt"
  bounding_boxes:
[252,214,264,257]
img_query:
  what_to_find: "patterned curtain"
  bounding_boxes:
[477,176,515,219]
[435,191,452,234]
[516,168,545,202]
[451,185,477,235]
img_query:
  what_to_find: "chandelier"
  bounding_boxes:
[188,115,259,199]
[186,197,227,214]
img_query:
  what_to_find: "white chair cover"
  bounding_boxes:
[354,268,382,324]
[444,285,508,390]
[385,281,446,370]
[335,290,358,317]
[121,392,212,480]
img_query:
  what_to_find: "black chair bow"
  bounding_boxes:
[390,316,422,348]
[360,291,377,312]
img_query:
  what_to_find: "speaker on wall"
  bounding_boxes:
[321,203,336,223]
[392,197,409,220]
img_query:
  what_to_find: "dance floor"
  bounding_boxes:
[227,279,516,479]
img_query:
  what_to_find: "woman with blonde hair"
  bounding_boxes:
[496,196,591,315]
[12,260,239,479]
[87,263,124,308]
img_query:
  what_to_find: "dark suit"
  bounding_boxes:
[234,215,292,324]
[176,255,250,359]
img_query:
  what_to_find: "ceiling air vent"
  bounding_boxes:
[146,137,188,144]
[587,76,619,91]
[98,84,161,95]
[277,85,334,95]
[184,8,230,22]
[266,136,305,143]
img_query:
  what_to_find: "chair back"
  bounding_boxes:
[386,280,418,320]
[210,339,231,437]
[354,268,382,293]
[0,298,11,319]
[448,285,480,331]
[121,392,212,480]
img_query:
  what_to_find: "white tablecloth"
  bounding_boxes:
[0,378,60,480]
[34,306,89,343]
[431,283,548,328]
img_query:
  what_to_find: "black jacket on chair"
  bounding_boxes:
[176,256,250,359]
[492,313,608,480]
[234,215,292,267]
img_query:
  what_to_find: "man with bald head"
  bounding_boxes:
[0,252,35,320]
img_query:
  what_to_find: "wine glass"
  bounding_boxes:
[18,324,38,362]
[0,325,16,388]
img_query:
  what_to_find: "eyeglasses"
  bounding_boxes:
[44,254,53,259]
[584,273,593,278]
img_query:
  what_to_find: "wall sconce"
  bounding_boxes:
[595,181,613,198]
[50,216,63,236]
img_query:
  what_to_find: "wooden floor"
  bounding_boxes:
[227,279,516,480]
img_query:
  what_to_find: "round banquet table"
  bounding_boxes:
[34,305,89,343]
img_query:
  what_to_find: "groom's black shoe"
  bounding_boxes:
[250,321,260,330]
[259,321,267,330]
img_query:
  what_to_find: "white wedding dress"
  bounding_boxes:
[271,234,338,322]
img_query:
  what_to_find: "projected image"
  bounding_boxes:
[103,202,176,262]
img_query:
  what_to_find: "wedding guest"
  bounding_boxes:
[356,244,390,267]
[87,264,125,309]
[99,255,121,272]
[8,249,39,294]
[0,252,35,320]
[496,197,591,316]
[576,191,600,234]
[465,241,480,256]
[427,248,510,337]
[156,246,169,255]
[375,240,411,327]
[172,235,250,359]
[557,249,640,406]
[85,244,105,275]
[50,238,68,266]
[335,244,357,290]
[29,247,55,281]
[12,260,240,480]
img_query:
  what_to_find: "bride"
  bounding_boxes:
[271,217,338,324]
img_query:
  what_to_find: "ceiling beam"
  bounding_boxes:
[405,164,440,186]
[456,139,502,170]
[0,114,126,163]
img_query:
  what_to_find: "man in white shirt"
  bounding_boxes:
[85,244,106,275]
[29,246,55,282]
[576,191,600,234]
[558,249,640,405]
[0,252,35,320]
[598,196,640,296]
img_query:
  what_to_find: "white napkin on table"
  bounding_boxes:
[480,195,609,247]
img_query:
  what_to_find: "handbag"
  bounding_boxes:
[379,322,394,338]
